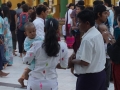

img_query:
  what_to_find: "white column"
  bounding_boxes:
[49,0,52,8]
[116,0,120,6]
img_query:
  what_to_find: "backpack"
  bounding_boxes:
[18,12,28,31]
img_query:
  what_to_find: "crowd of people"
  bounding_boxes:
[0,0,120,90]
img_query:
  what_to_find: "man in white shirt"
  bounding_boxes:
[69,10,106,90]
[33,5,48,40]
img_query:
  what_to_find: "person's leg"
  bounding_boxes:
[17,30,23,57]
[18,68,31,87]
[104,59,111,90]
[112,63,120,90]
[11,30,17,56]
[76,70,106,90]
[0,44,8,69]
[0,46,9,76]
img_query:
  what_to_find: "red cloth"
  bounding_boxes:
[112,62,120,90]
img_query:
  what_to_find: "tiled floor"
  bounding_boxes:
[0,46,114,90]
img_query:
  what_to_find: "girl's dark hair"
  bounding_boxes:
[43,18,60,57]
[68,3,75,9]
[3,6,11,23]
[113,6,120,19]
[0,7,3,18]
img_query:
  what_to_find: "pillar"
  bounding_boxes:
[116,0,120,6]
[25,0,33,6]
[60,0,68,18]
[85,0,93,6]
[53,0,60,18]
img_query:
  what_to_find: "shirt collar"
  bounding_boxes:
[36,17,44,22]
[82,26,96,39]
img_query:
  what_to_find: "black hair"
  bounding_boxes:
[93,1,103,6]
[29,11,36,22]
[36,5,47,15]
[3,6,11,23]
[113,6,120,19]
[104,0,112,7]
[43,18,60,57]
[68,3,75,9]
[77,1,84,6]
[94,4,106,19]
[21,1,26,5]
[17,3,21,8]
[22,4,29,12]
[119,2,120,7]
[76,5,85,11]
[7,1,12,8]
[77,9,95,27]
[86,7,93,11]
[0,7,3,18]
[43,2,49,7]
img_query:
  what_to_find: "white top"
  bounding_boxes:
[62,25,66,36]
[23,41,68,80]
[65,9,73,25]
[33,17,45,40]
[74,26,106,74]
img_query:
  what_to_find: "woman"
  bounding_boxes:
[65,3,75,38]
[7,1,17,56]
[23,18,68,90]
[3,6,13,66]
[113,6,120,40]
[0,39,9,76]
[0,7,9,68]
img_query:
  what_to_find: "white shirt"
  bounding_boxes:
[23,41,68,80]
[65,9,73,25]
[33,17,45,40]
[74,26,106,74]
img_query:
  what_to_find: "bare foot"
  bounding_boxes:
[4,63,8,69]
[13,52,17,56]
[0,71,9,77]
[18,78,26,87]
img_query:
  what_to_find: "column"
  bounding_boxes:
[25,0,33,6]
[60,0,68,18]
[116,0,120,6]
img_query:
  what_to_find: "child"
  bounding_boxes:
[18,22,42,87]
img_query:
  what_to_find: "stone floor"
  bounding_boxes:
[0,44,114,90]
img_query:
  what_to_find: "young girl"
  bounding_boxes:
[23,18,68,90]
[3,6,13,66]
[18,22,42,87]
